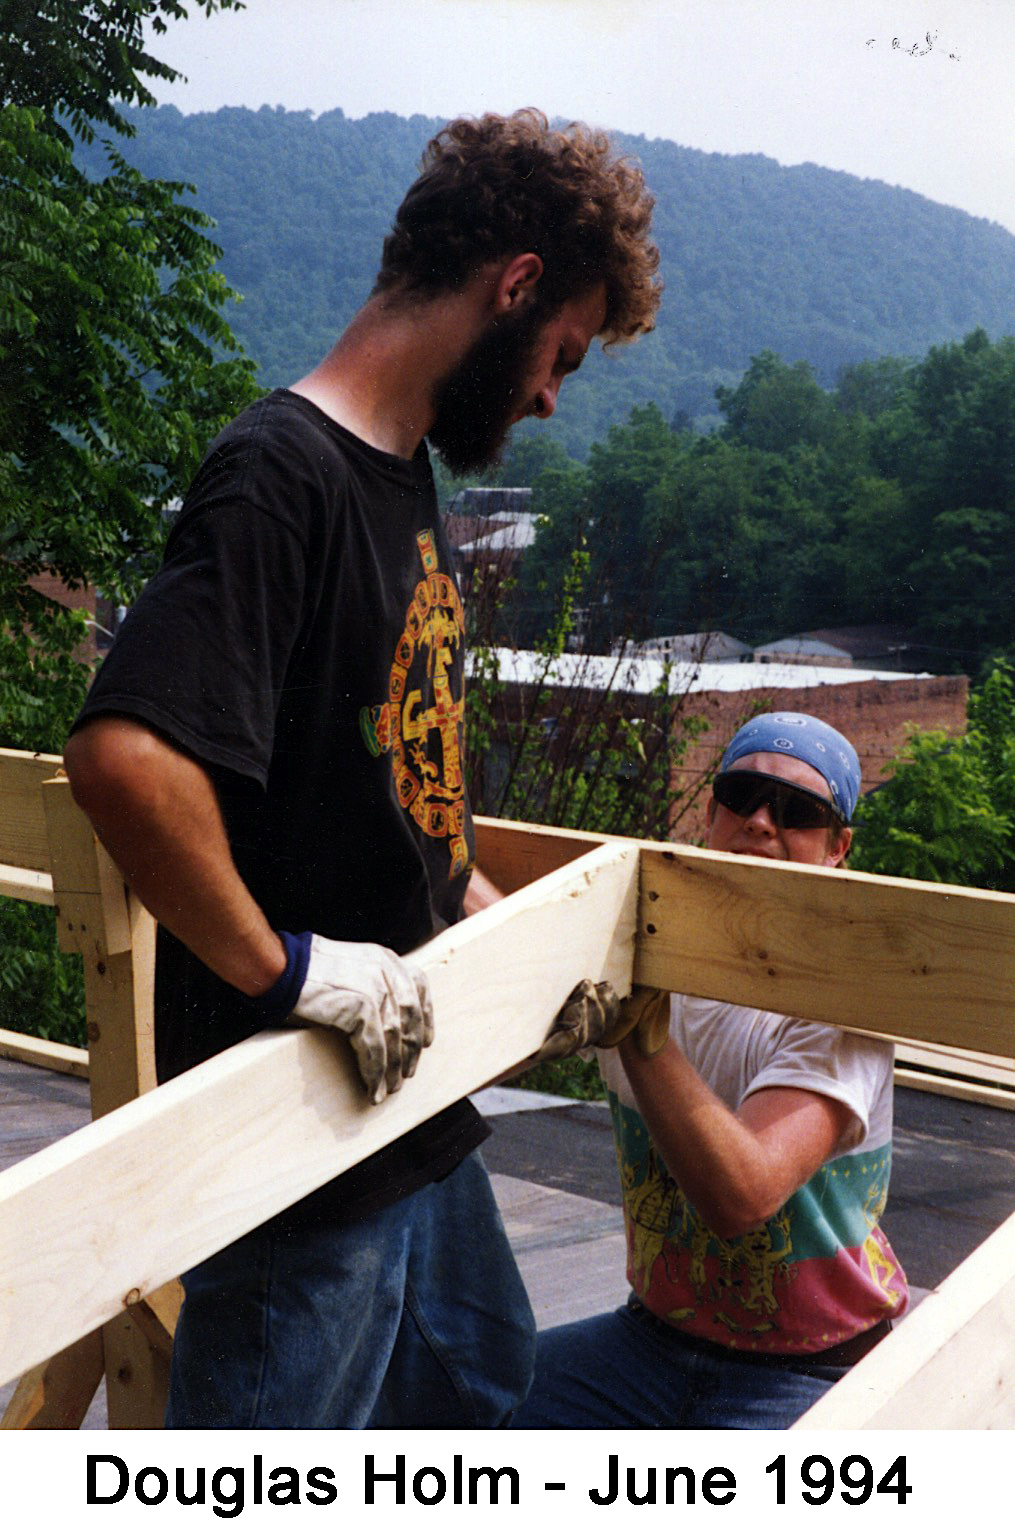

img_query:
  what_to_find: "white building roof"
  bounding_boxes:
[755,637,853,660]
[466,648,929,695]
[457,519,540,553]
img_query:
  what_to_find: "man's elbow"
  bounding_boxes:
[63,718,162,822]
[695,1181,786,1242]
[708,1201,777,1241]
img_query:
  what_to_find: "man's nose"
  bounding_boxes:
[743,804,776,834]
[532,380,560,419]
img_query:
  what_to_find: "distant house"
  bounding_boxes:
[754,624,928,672]
[753,635,853,668]
[446,487,534,520]
[614,630,753,664]
[444,486,538,594]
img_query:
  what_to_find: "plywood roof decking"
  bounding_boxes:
[0,1057,90,1172]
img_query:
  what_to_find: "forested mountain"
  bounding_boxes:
[76,104,1015,457]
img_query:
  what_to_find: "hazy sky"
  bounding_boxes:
[150,0,1015,236]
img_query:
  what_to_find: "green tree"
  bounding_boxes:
[1,0,259,753]
[717,351,844,455]
[853,662,1015,891]
[583,403,685,645]
[0,1,257,1046]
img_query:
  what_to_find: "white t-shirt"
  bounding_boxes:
[599,995,908,1354]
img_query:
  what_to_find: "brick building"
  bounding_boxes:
[470,648,969,842]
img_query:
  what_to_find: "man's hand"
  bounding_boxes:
[534,982,672,1064]
[619,986,671,1057]
[534,978,625,1062]
[289,935,434,1105]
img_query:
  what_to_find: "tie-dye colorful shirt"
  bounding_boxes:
[598,996,909,1356]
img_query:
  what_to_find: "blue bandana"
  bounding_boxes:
[719,712,861,823]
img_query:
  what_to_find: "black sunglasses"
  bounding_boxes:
[712,770,844,832]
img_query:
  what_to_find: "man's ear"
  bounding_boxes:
[825,826,852,867]
[492,252,544,315]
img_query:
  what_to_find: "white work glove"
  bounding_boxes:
[291,935,434,1105]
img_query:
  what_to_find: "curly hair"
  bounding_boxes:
[373,109,661,344]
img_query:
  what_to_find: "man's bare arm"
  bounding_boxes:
[618,1034,851,1240]
[463,866,502,915]
[64,716,286,995]
[65,716,434,1103]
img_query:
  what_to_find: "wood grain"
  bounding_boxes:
[635,844,1015,1058]
[0,750,62,872]
[0,842,639,1386]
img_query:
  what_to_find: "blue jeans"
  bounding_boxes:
[166,1151,536,1429]
[513,1299,846,1430]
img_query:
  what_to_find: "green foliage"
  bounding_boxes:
[0,900,86,1047]
[0,1,246,146]
[0,0,258,1037]
[513,1055,606,1102]
[1,2,262,753]
[717,351,844,455]
[467,538,712,842]
[499,323,1015,673]
[852,662,1015,890]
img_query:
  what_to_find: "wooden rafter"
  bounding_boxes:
[3,789,1015,1427]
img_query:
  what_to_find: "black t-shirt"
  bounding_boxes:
[74,389,488,1221]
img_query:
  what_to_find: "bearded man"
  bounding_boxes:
[63,109,661,1429]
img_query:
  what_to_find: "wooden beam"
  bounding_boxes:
[795,1199,1015,1429]
[0,867,54,906]
[0,751,63,873]
[895,1039,1015,1090]
[43,778,133,962]
[894,1069,1015,1111]
[41,779,156,1119]
[0,1030,88,1080]
[0,841,639,1387]
[0,1329,103,1430]
[635,844,1015,1059]
[474,815,612,895]
[480,820,1015,1106]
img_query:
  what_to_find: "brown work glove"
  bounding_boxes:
[533,978,627,1062]
[618,985,671,1057]
[533,981,672,1063]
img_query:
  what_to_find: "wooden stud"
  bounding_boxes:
[0,867,54,905]
[635,843,1015,1058]
[0,750,63,873]
[895,1039,1015,1089]
[0,1329,103,1430]
[474,815,611,894]
[895,1068,1015,1110]
[0,1029,88,1080]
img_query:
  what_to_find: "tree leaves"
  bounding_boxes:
[1,4,261,753]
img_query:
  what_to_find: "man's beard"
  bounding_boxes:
[427,300,550,477]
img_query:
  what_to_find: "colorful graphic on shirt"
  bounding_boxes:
[609,1090,907,1353]
[359,530,469,877]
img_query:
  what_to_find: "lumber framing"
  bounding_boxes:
[0,1029,88,1080]
[479,816,1015,1059]
[0,840,640,1386]
[796,1198,1015,1428]
[0,748,63,873]
[3,799,1015,1427]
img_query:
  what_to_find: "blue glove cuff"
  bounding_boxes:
[244,929,312,1022]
